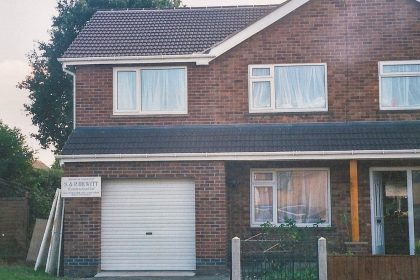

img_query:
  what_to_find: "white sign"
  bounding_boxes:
[61,177,101,198]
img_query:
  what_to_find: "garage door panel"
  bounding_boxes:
[101,179,196,271]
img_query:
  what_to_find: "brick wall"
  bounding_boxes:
[63,161,227,277]
[0,196,29,258]
[74,0,420,127]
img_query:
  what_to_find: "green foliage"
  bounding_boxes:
[0,265,60,280]
[260,218,319,243]
[415,240,420,255]
[18,0,182,152]
[262,266,317,280]
[25,168,63,224]
[0,121,62,226]
[0,122,33,183]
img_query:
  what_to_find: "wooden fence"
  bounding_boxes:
[328,255,420,280]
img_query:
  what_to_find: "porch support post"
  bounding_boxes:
[350,159,360,242]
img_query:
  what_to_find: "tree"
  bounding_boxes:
[19,0,182,152]
[0,121,33,184]
[0,121,63,228]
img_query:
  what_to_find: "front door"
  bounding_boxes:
[371,169,420,255]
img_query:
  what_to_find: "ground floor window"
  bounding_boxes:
[250,168,331,227]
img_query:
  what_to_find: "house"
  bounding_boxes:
[32,160,49,170]
[57,0,420,277]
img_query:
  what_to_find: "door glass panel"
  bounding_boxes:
[412,171,420,254]
[373,171,385,254]
[382,171,409,255]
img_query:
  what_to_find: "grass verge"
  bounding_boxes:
[0,265,60,280]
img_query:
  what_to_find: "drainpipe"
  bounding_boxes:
[62,64,76,129]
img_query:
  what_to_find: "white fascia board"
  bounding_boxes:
[58,54,215,66]
[207,0,311,59]
[57,149,420,164]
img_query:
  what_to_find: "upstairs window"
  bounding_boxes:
[113,67,187,115]
[249,64,328,113]
[379,61,420,110]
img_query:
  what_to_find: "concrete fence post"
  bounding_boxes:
[318,237,327,280]
[232,237,241,280]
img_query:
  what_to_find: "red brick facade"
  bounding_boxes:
[63,0,420,276]
[63,161,227,276]
[75,0,420,127]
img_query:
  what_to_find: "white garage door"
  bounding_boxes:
[101,179,196,271]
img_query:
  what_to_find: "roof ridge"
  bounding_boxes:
[95,4,280,13]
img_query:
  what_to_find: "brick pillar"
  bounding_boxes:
[63,197,101,277]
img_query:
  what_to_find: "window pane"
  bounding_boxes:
[383,64,420,73]
[252,81,271,108]
[254,186,273,223]
[252,68,270,76]
[274,65,326,109]
[141,68,186,112]
[117,71,137,111]
[277,170,328,224]
[381,76,420,108]
[254,172,273,181]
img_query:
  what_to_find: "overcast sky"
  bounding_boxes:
[0,0,284,167]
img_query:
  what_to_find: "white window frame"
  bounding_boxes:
[250,168,331,228]
[113,66,188,115]
[248,63,328,113]
[379,60,420,111]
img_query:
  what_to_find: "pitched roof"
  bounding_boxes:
[32,160,49,170]
[61,121,420,156]
[62,5,279,59]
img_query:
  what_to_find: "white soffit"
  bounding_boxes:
[57,149,420,164]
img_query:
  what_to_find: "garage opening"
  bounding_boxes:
[101,179,196,271]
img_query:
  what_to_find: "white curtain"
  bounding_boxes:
[274,65,326,109]
[117,71,137,110]
[381,64,420,108]
[254,186,273,222]
[252,81,271,108]
[141,68,185,111]
[277,170,327,224]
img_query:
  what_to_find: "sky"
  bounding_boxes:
[0,0,284,167]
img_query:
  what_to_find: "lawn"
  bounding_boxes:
[0,265,60,280]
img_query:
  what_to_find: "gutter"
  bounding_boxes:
[56,149,420,165]
[58,54,216,66]
[62,65,76,129]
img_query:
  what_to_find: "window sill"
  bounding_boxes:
[245,111,331,117]
[111,113,189,118]
[377,109,420,113]
[250,223,331,228]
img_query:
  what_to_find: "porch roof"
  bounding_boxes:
[61,121,420,156]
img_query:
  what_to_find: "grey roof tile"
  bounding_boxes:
[61,121,420,155]
[62,5,279,58]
